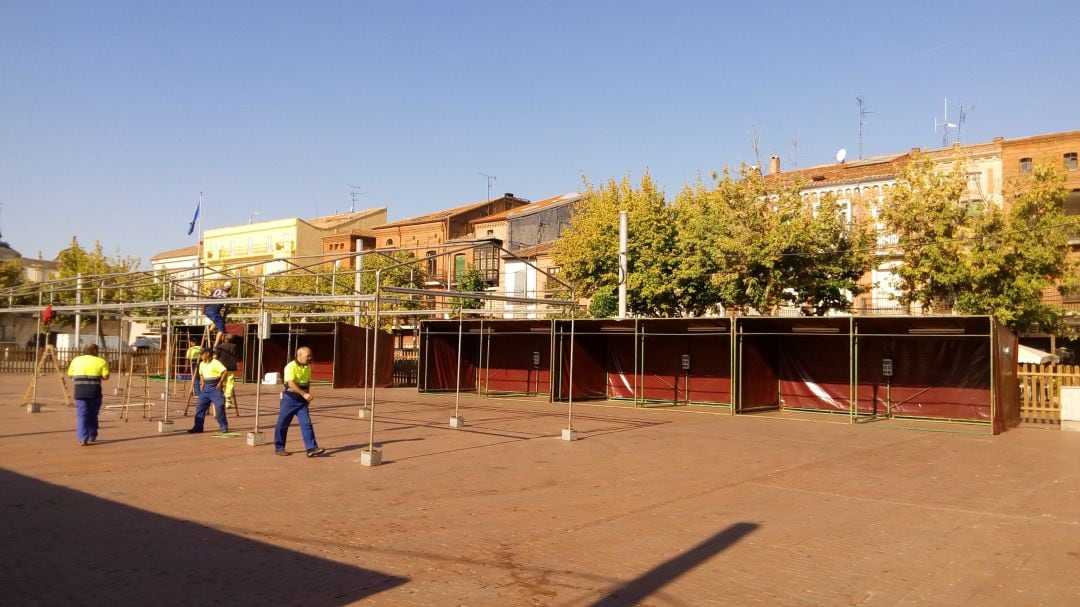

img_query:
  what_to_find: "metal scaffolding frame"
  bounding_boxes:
[1,239,581,463]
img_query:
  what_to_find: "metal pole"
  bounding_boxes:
[453,308,463,419]
[74,273,82,350]
[254,278,266,432]
[363,305,371,408]
[32,291,42,406]
[366,269,381,454]
[566,303,576,431]
[618,211,628,319]
[162,279,172,422]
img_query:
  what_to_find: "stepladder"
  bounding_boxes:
[115,352,156,421]
[174,325,214,398]
[184,372,241,418]
[21,345,73,407]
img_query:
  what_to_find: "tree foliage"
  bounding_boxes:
[880,157,1078,333]
[451,266,486,312]
[52,236,144,304]
[553,173,682,316]
[555,168,876,317]
[0,259,23,291]
[676,167,875,315]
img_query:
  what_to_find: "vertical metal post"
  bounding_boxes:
[566,297,577,432]
[32,291,42,405]
[618,211,628,319]
[453,308,463,419]
[989,318,997,434]
[162,279,172,422]
[74,273,82,350]
[254,279,266,432]
[366,270,381,455]
[851,321,858,424]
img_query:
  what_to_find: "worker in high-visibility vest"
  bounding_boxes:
[187,348,229,434]
[273,347,324,456]
[185,340,202,387]
[67,343,110,446]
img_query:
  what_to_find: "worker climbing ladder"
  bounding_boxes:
[21,345,73,409]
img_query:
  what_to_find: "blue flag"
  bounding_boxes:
[187,200,200,236]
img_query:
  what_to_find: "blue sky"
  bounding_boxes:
[2,0,1077,267]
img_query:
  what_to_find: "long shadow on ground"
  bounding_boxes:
[0,468,406,606]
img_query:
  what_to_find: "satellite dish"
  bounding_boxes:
[835,148,848,163]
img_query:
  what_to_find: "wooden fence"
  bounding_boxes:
[1018,363,1080,425]
[0,347,165,375]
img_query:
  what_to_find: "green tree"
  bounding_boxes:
[554,172,682,316]
[587,285,618,318]
[957,164,1079,332]
[451,266,487,312]
[880,157,1078,334]
[877,156,971,313]
[675,166,875,315]
[54,236,141,303]
[0,258,23,291]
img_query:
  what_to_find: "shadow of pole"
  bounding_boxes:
[587,522,759,607]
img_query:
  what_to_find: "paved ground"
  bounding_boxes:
[2,375,1080,606]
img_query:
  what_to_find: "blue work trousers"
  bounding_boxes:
[274,392,318,451]
[75,397,102,443]
[193,381,228,432]
[204,305,226,334]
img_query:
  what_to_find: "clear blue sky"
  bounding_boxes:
[2,0,1077,267]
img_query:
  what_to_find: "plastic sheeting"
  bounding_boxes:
[242,322,393,389]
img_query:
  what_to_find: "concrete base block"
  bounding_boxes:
[449,416,466,428]
[360,448,382,467]
[358,408,371,419]
[1062,420,1080,432]
[246,431,266,446]
[26,403,41,413]
[158,420,175,433]
[561,428,578,441]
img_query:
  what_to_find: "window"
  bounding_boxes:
[426,251,437,277]
[386,238,394,246]
[473,245,499,285]
[1019,157,1033,174]
[1065,152,1078,171]
[512,269,527,298]
[453,254,466,283]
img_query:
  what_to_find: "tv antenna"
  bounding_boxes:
[347,184,364,213]
[478,172,497,201]
[934,97,958,147]
[248,211,259,224]
[856,96,873,159]
[835,148,848,164]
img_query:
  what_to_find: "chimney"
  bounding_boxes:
[769,155,781,175]
[504,193,514,198]
[911,147,921,154]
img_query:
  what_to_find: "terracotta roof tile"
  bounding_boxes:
[305,207,385,229]
[150,244,200,262]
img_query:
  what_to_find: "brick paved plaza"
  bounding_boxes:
[2,376,1080,606]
